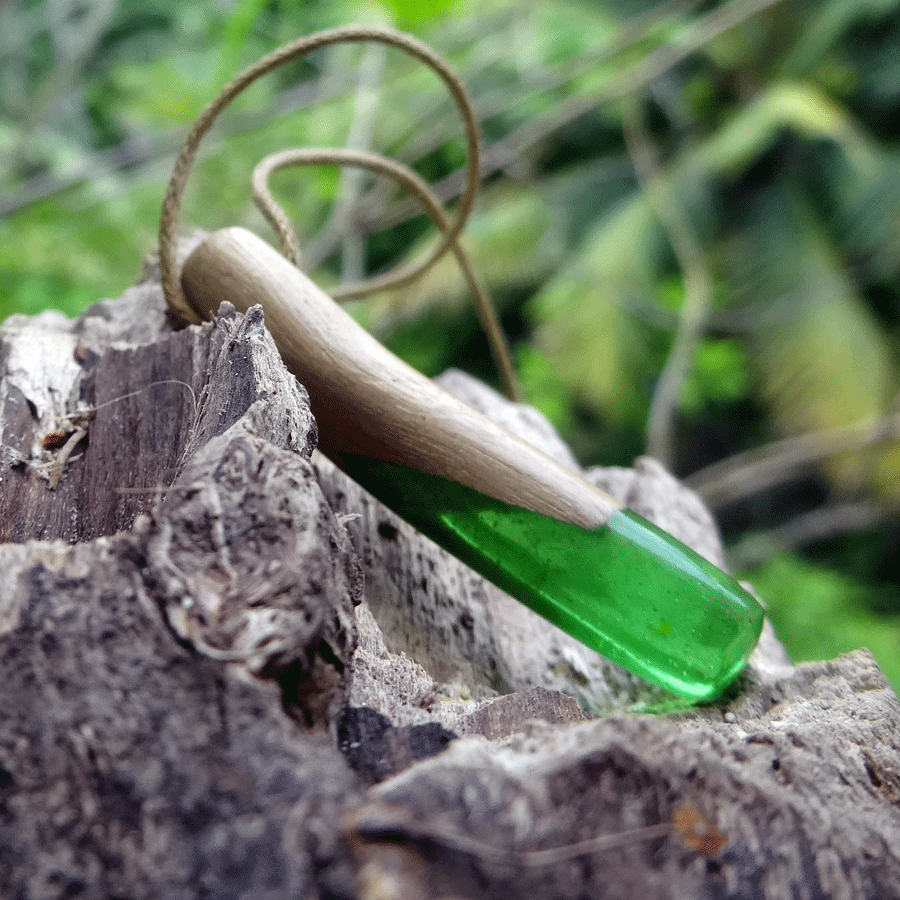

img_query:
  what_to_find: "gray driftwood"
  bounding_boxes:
[0,263,898,899]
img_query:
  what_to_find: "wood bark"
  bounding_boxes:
[0,260,898,899]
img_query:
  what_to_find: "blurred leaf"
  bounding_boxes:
[802,142,900,284]
[0,271,99,319]
[779,0,900,78]
[689,82,877,179]
[744,553,900,692]
[721,178,900,497]
[523,77,889,447]
[355,185,565,336]
[516,342,576,434]
[382,0,461,29]
[528,191,664,419]
[215,0,275,82]
[679,337,752,416]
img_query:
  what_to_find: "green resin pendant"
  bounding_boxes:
[180,227,764,705]
[338,454,764,702]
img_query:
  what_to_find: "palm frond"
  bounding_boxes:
[803,143,900,284]
[720,178,900,497]
[779,0,900,77]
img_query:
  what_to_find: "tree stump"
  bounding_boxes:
[1,256,898,899]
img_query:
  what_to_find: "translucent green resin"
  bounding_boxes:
[338,454,764,702]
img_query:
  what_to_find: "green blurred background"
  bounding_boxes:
[2,0,899,687]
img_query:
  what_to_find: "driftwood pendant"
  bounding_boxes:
[180,226,764,701]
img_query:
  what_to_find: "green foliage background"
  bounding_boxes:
[2,0,899,688]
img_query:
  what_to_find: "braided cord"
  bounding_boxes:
[158,25,519,398]
[252,148,520,398]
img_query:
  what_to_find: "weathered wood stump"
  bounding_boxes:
[0,257,898,899]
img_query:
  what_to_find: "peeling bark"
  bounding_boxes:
[0,262,897,899]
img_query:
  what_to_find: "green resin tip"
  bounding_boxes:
[339,455,765,703]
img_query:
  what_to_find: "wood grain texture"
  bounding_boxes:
[180,226,620,529]
[2,279,899,899]
[0,296,364,897]
[345,652,900,900]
